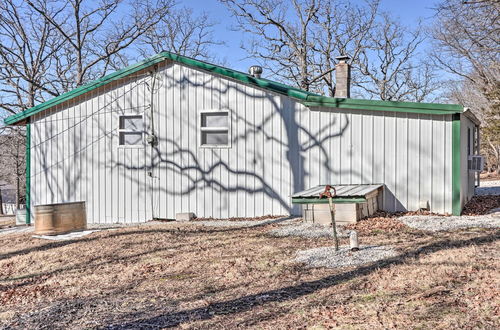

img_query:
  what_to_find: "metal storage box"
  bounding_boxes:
[34,202,87,235]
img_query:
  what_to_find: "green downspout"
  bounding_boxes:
[25,123,31,225]
[451,113,461,216]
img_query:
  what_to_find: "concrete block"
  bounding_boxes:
[15,209,27,225]
[175,212,195,221]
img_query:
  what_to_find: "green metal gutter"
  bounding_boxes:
[451,113,461,215]
[304,96,463,115]
[292,197,367,204]
[25,123,31,225]
[4,50,464,126]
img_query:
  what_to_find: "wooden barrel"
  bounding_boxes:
[34,202,87,235]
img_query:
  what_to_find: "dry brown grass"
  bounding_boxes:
[0,221,498,329]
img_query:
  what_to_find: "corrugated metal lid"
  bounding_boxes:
[292,184,383,198]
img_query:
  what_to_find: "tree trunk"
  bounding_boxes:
[0,189,4,215]
[16,175,20,210]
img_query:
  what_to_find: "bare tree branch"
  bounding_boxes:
[25,0,174,88]
[137,7,223,62]
[434,0,500,171]
[355,14,438,101]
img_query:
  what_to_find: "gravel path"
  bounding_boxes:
[268,222,349,238]
[399,213,500,232]
[296,245,399,268]
[0,225,33,236]
[32,230,101,241]
[475,180,500,196]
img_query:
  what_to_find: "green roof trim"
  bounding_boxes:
[160,52,317,101]
[4,51,464,125]
[25,122,31,225]
[451,113,462,215]
[304,95,463,115]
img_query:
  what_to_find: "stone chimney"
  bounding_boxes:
[334,55,351,98]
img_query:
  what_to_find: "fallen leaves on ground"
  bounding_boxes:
[344,213,408,234]
[195,214,286,222]
[462,195,500,215]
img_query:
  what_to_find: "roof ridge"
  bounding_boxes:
[3,51,463,125]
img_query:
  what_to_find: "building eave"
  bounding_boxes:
[463,108,481,126]
[4,51,464,126]
[303,96,463,115]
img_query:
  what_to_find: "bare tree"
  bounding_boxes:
[448,76,500,172]
[355,14,438,101]
[311,0,378,95]
[432,0,500,170]
[221,0,436,100]
[26,0,174,90]
[138,7,223,61]
[431,0,499,94]
[221,0,322,91]
[0,0,61,116]
[221,0,383,94]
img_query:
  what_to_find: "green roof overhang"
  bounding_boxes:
[303,96,463,115]
[3,51,464,126]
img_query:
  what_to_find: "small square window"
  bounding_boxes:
[119,132,143,145]
[201,130,229,145]
[201,113,228,128]
[120,116,142,130]
[118,115,143,146]
[200,111,230,147]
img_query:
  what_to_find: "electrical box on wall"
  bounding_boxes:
[468,155,484,172]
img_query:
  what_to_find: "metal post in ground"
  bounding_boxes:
[328,196,339,251]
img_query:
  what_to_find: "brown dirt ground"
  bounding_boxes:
[0,220,498,329]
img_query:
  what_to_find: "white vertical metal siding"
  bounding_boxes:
[29,60,454,223]
[311,108,453,213]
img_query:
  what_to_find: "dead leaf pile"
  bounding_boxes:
[344,212,409,234]
[462,195,500,215]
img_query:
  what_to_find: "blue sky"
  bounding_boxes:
[183,0,440,72]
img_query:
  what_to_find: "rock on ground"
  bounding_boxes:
[295,245,399,269]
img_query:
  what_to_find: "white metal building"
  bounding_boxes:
[4,52,480,224]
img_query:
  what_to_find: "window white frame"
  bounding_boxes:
[117,114,145,148]
[199,109,231,148]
